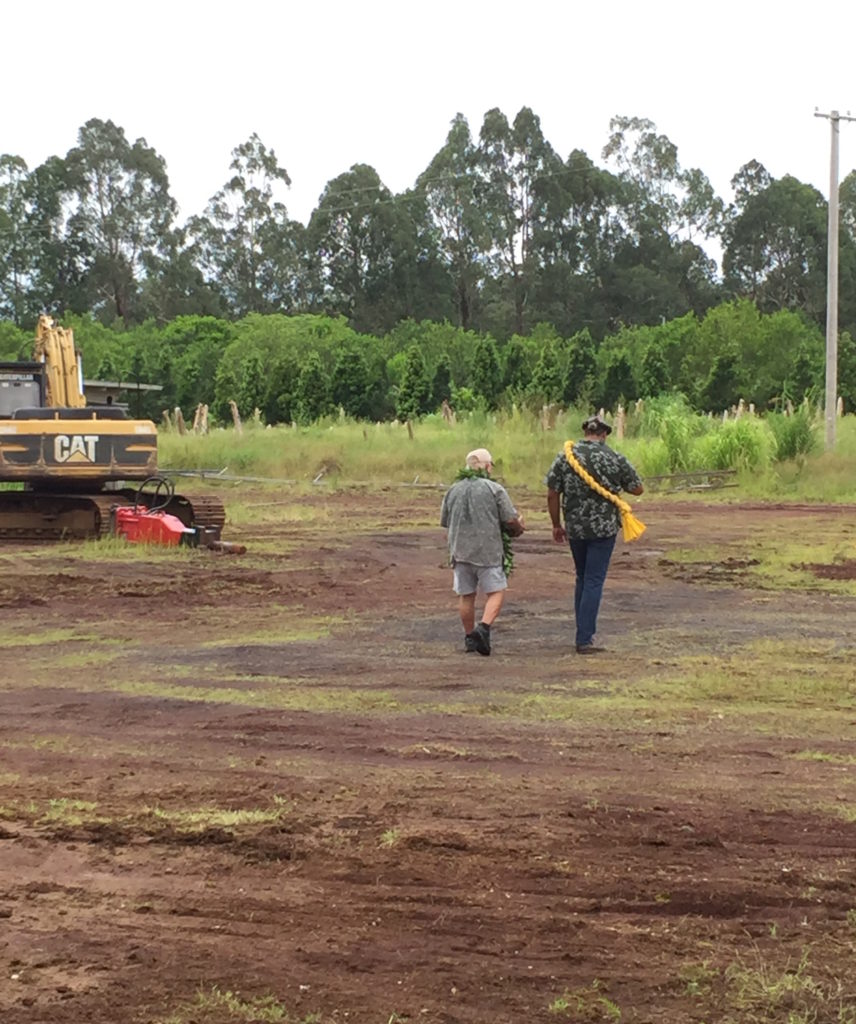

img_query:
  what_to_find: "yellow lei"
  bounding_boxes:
[563,440,646,542]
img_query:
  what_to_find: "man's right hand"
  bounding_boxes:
[504,516,525,537]
[552,524,567,544]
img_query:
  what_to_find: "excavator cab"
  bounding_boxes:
[0,362,46,417]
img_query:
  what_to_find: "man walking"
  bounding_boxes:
[441,447,525,656]
[546,417,643,654]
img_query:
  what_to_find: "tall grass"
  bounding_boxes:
[157,409,856,501]
[692,417,773,471]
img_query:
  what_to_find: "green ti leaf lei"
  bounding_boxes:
[454,467,515,578]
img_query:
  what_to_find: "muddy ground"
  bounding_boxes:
[1,488,856,1023]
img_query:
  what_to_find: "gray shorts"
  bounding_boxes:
[452,562,508,596]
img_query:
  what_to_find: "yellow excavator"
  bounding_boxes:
[0,315,226,542]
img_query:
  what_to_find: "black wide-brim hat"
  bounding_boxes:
[581,416,612,435]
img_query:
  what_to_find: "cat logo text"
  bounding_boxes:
[54,434,99,463]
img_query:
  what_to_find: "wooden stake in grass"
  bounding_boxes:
[193,403,209,435]
[615,404,626,440]
[229,400,243,434]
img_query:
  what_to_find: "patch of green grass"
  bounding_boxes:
[678,960,719,999]
[0,627,116,649]
[144,802,289,830]
[46,649,124,671]
[0,733,150,759]
[200,615,345,646]
[378,827,401,848]
[826,803,856,823]
[5,794,295,833]
[156,985,319,1023]
[624,640,856,708]
[548,980,621,1020]
[792,750,856,765]
[37,797,99,825]
[721,949,856,1023]
[664,529,856,595]
[223,495,334,529]
[46,674,404,714]
[25,536,199,563]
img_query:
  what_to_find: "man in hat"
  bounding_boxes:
[440,447,525,656]
[545,417,643,654]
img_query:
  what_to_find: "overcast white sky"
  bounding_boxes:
[5,0,856,226]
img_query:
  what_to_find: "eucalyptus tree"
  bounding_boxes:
[378,189,453,330]
[476,107,562,336]
[530,147,624,336]
[600,116,724,325]
[308,163,402,331]
[602,115,682,231]
[833,169,856,335]
[840,169,856,244]
[602,115,722,241]
[138,225,224,322]
[0,155,38,324]
[722,166,829,320]
[62,118,177,323]
[417,113,486,329]
[25,154,93,318]
[188,134,305,317]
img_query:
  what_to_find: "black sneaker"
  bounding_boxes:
[464,633,478,653]
[473,622,491,656]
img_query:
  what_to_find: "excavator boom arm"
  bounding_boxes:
[33,315,86,409]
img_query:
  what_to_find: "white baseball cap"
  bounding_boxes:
[465,448,494,469]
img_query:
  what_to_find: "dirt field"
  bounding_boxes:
[1,488,856,1024]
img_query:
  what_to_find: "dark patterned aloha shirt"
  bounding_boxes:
[545,440,643,540]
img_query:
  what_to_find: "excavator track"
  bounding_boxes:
[161,494,226,537]
[0,492,128,541]
[0,490,226,542]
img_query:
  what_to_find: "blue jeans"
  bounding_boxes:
[568,535,617,647]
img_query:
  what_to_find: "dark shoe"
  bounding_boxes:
[473,622,491,656]
[576,644,607,655]
[464,633,478,653]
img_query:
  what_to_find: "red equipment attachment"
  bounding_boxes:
[108,476,246,552]
[113,505,195,546]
